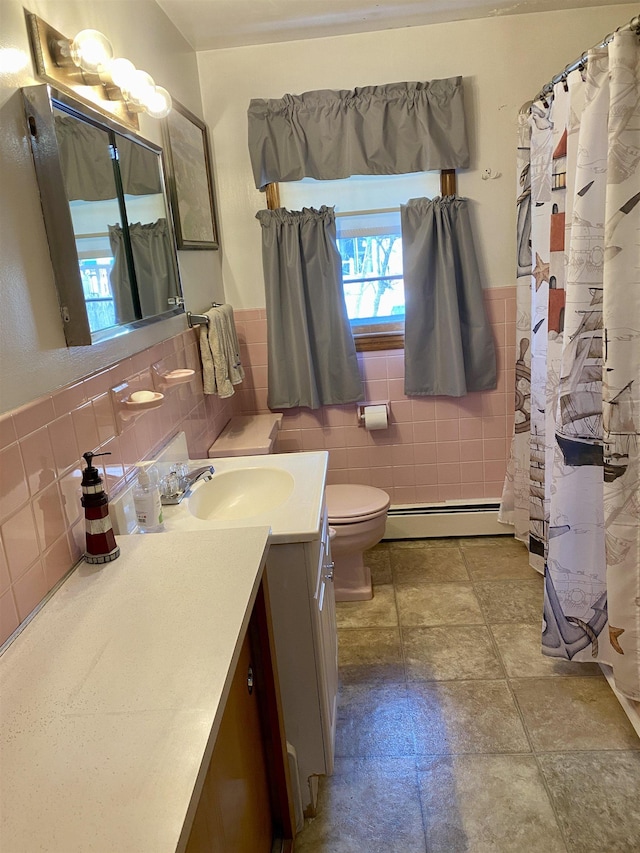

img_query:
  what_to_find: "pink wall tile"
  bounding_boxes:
[48,414,80,476]
[52,382,86,419]
[2,503,40,582]
[413,421,437,444]
[0,443,29,523]
[19,427,57,498]
[439,484,462,501]
[392,466,416,487]
[414,443,437,465]
[92,393,117,444]
[58,466,83,529]
[415,484,440,503]
[460,461,484,483]
[327,448,348,470]
[436,442,461,463]
[0,541,10,596]
[43,534,73,589]
[33,482,66,552]
[391,444,414,467]
[0,589,19,646]
[460,418,483,440]
[438,463,462,484]
[0,415,17,450]
[436,419,460,442]
[460,440,483,462]
[12,559,48,622]
[12,397,55,438]
[72,402,100,455]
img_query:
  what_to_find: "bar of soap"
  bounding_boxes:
[130,390,156,403]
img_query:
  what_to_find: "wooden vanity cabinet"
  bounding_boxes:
[184,580,295,853]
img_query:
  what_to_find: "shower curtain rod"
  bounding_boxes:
[530,13,640,108]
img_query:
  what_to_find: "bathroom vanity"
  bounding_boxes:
[109,441,337,815]
[0,529,294,851]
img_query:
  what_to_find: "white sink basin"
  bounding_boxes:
[188,467,295,521]
[110,446,329,544]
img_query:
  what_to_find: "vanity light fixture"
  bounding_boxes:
[25,12,172,128]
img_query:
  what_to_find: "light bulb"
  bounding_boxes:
[70,29,113,74]
[143,86,172,118]
[122,69,155,107]
[104,57,136,90]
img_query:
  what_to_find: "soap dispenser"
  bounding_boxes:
[133,464,164,533]
[81,452,120,564]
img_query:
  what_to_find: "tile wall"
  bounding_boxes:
[0,286,516,646]
[0,328,238,646]
[233,287,516,505]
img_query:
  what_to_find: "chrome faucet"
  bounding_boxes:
[160,465,214,505]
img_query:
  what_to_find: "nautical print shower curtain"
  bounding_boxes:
[500,29,640,701]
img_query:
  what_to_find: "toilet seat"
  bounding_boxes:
[326,484,390,525]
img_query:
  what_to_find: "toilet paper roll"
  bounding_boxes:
[363,405,388,430]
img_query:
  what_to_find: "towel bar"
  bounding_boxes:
[187,303,223,328]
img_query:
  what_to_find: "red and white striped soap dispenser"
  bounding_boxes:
[81,451,120,564]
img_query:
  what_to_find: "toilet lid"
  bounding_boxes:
[325,484,390,523]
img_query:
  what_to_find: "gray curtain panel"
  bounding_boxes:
[256,206,363,410]
[248,78,469,190]
[401,197,497,397]
[108,219,179,324]
[54,116,161,201]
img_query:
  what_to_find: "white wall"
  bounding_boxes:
[0,0,224,414]
[197,3,637,310]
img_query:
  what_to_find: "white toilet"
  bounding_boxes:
[325,484,390,602]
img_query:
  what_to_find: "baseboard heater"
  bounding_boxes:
[383,500,507,540]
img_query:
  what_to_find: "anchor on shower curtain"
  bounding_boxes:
[500,28,640,701]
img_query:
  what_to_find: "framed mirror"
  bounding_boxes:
[22,84,183,346]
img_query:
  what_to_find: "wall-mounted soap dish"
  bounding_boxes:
[151,361,195,391]
[111,381,165,431]
[123,391,164,410]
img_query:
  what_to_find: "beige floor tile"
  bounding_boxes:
[335,584,398,628]
[417,754,567,853]
[409,680,531,754]
[396,582,484,626]
[386,537,460,549]
[338,627,405,685]
[295,757,427,853]
[474,579,544,624]
[463,545,539,580]
[363,545,392,585]
[402,625,504,681]
[459,535,526,552]
[538,751,640,853]
[491,623,603,679]
[335,683,415,758]
[511,677,640,752]
[391,547,469,584]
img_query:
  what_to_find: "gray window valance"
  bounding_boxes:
[248,77,469,190]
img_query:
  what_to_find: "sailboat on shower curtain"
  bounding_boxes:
[555,287,604,469]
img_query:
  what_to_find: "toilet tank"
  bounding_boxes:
[208,413,283,457]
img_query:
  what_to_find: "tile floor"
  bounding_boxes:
[295,536,640,853]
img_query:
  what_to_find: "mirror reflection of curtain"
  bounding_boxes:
[54,115,161,201]
[108,219,178,324]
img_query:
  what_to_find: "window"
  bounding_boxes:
[279,172,441,349]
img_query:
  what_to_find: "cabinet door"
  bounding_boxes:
[314,522,338,774]
[186,631,273,853]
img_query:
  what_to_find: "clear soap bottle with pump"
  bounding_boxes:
[133,464,164,533]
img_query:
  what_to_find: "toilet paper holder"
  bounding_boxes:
[357,402,390,427]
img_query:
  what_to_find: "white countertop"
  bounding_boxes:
[0,527,271,853]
